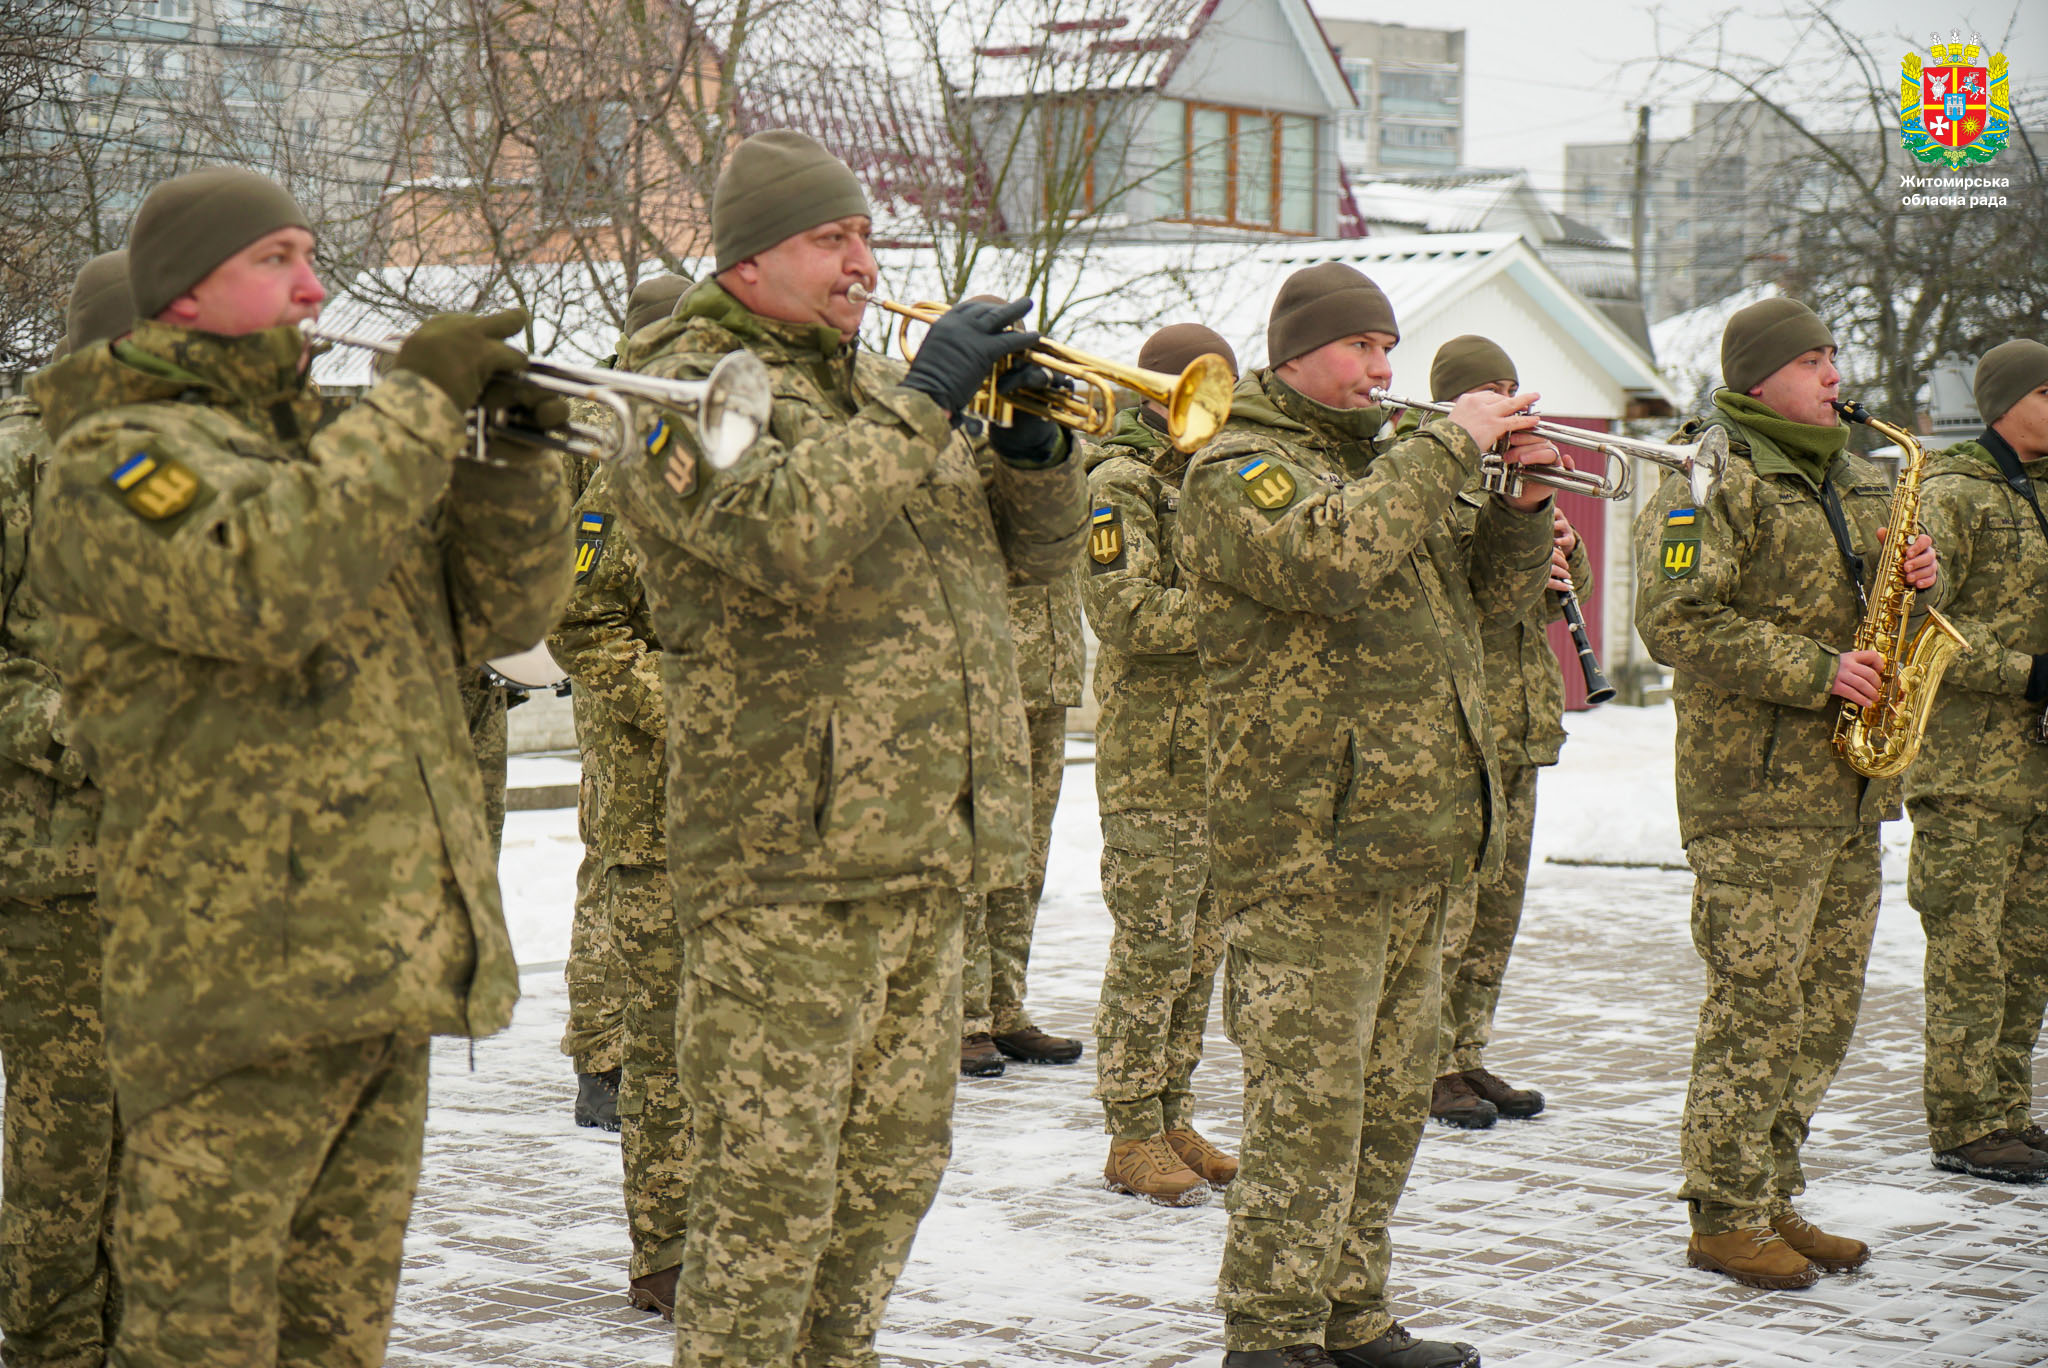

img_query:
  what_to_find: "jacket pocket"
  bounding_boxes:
[808,707,839,841]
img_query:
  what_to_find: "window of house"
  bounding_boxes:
[1040,97,1130,217]
[134,0,193,20]
[1340,58,1372,143]
[1180,103,1316,234]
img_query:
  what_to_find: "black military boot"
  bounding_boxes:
[1460,1066,1544,1119]
[1932,1128,2048,1183]
[1329,1323,1481,1368]
[1221,1347,1339,1367]
[574,1067,621,1132]
[1429,1073,1497,1129]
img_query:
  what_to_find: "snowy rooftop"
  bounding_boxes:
[313,232,1671,411]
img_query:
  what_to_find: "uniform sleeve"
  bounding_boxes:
[0,433,74,780]
[32,373,462,670]
[547,471,665,741]
[1082,463,1196,657]
[442,436,576,665]
[1177,416,1485,618]
[1632,464,1838,709]
[1551,530,1595,625]
[1917,471,2033,695]
[985,436,1088,588]
[616,352,956,605]
[1466,495,1558,624]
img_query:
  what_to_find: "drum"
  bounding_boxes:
[482,643,570,694]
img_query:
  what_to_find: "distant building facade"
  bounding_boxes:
[1319,18,1465,175]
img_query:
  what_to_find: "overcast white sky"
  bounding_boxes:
[1310,0,2047,199]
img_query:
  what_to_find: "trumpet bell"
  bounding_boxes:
[1687,426,1729,506]
[1165,353,1235,453]
[696,350,774,470]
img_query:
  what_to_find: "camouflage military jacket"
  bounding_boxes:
[1175,370,1554,904]
[614,282,1088,925]
[0,396,99,896]
[1633,406,1901,841]
[1456,486,1593,768]
[1905,434,2048,809]
[27,321,574,1118]
[549,457,666,868]
[1083,406,1205,820]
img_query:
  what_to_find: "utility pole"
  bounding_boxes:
[1629,104,1651,320]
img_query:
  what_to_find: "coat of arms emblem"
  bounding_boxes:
[1902,32,2010,167]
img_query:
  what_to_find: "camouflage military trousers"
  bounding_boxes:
[561,840,626,1074]
[112,1034,428,1368]
[1437,763,1539,1073]
[607,864,689,1278]
[0,893,119,1368]
[674,888,962,1368]
[1092,809,1223,1139]
[1678,825,1880,1233]
[1906,795,2048,1151]
[1217,883,1449,1353]
[459,669,511,856]
[962,706,1066,1038]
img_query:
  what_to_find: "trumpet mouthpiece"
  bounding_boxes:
[846,284,872,304]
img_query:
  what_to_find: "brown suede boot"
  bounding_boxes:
[1104,1134,1209,1207]
[960,1032,1006,1078]
[1685,1226,1819,1289]
[1460,1065,1544,1119]
[2019,1122,2048,1152]
[1164,1127,1238,1185]
[627,1264,678,1319]
[1429,1072,1497,1129]
[1932,1127,2048,1183]
[1769,1206,1870,1272]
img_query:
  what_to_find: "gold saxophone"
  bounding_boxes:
[1831,399,1970,778]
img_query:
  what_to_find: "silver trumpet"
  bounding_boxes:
[1368,388,1727,505]
[307,325,773,470]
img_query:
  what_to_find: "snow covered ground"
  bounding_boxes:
[397,704,2047,1367]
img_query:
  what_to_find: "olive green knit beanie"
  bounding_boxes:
[128,166,311,319]
[1267,263,1398,368]
[712,131,869,274]
[1721,297,1834,395]
[1429,335,1517,402]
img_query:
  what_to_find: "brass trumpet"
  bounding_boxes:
[1368,388,1728,505]
[306,325,773,470]
[846,286,1234,454]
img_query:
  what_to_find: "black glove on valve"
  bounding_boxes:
[395,308,530,412]
[987,361,1070,468]
[481,375,572,433]
[897,297,1040,416]
[2027,653,2048,704]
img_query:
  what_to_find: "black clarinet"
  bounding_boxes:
[1558,587,1615,704]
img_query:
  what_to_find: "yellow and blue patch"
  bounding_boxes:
[1665,507,1698,527]
[1238,455,1297,511]
[1088,503,1123,568]
[574,511,612,583]
[108,450,203,523]
[1660,507,1701,581]
[645,416,672,460]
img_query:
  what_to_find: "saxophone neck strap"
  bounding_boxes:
[1981,427,2048,544]
[1817,477,1868,610]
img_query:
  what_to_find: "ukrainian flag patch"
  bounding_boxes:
[1238,455,1296,510]
[108,450,204,523]
[574,511,612,583]
[1665,507,1698,527]
[1088,504,1123,568]
[645,416,672,459]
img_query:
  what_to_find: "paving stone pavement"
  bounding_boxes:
[384,757,2048,1368]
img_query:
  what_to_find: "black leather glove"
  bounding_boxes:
[987,361,1069,468]
[480,374,572,432]
[2028,653,2048,704]
[897,297,1039,415]
[395,309,529,411]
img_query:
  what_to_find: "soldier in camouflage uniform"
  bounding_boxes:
[1405,338,1590,1132]
[1085,323,1238,1206]
[611,130,1086,1368]
[548,446,688,1314]
[26,167,574,1365]
[960,540,1086,1074]
[1177,264,1558,1368]
[558,280,683,1133]
[0,252,126,1368]
[1905,339,2048,1184]
[1633,297,1938,1289]
[458,667,517,854]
